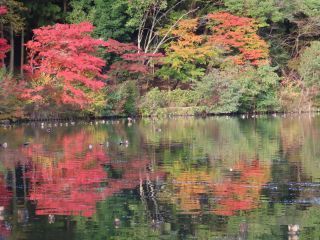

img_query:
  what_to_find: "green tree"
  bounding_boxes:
[23,0,63,27]
[297,41,320,109]
[223,0,283,25]
[196,68,241,113]
[93,0,134,41]
[298,41,320,88]
[237,65,280,112]
[67,0,95,24]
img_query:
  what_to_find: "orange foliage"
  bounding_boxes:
[168,18,216,61]
[166,12,269,67]
[207,12,269,66]
[172,171,213,213]
[171,160,270,216]
[213,160,270,216]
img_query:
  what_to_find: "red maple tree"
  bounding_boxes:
[0,6,10,67]
[23,22,106,109]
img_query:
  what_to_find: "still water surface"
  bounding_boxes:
[0,115,320,239]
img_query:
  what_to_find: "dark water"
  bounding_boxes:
[0,115,320,240]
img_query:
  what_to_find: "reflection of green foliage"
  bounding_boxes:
[300,207,320,239]
[74,195,166,240]
[138,117,280,172]
[226,202,286,239]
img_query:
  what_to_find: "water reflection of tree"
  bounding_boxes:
[23,130,164,218]
[0,173,12,238]
[138,117,281,167]
[161,159,270,217]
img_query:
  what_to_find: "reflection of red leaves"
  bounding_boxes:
[0,174,12,237]
[25,131,110,217]
[0,175,12,207]
[213,160,269,216]
[28,149,109,217]
[26,131,164,217]
[213,200,254,216]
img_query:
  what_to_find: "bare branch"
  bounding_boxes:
[153,7,199,54]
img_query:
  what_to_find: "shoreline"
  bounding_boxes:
[1,110,320,125]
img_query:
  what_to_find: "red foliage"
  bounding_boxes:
[25,131,164,217]
[0,6,9,67]
[213,160,269,216]
[207,12,269,66]
[23,22,106,109]
[105,39,163,78]
[0,39,9,67]
[104,39,138,54]
[0,175,11,208]
[0,175,11,237]
[0,6,7,15]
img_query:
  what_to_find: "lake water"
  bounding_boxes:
[0,115,320,240]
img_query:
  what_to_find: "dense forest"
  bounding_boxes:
[0,0,319,120]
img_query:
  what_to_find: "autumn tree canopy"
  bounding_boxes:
[207,12,269,66]
[159,11,270,85]
[23,22,106,110]
[104,38,163,82]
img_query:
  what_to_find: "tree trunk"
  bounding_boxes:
[173,79,179,90]
[9,24,14,74]
[63,0,67,14]
[20,29,24,77]
[243,0,248,15]
[0,23,5,68]
[190,0,197,17]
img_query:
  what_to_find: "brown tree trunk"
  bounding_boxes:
[20,29,24,77]
[0,23,5,68]
[190,0,197,17]
[63,0,67,14]
[9,23,14,74]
